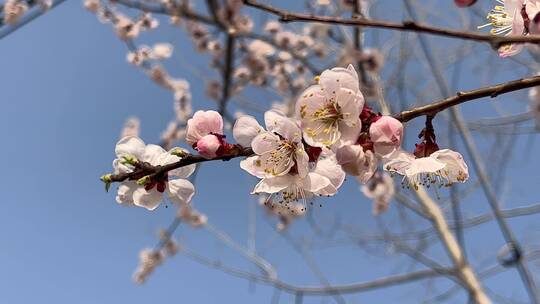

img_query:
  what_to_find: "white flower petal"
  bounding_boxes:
[143,144,167,165]
[295,149,310,178]
[264,110,302,142]
[430,149,469,183]
[383,150,415,175]
[252,175,294,194]
[167,179,196,205]
[233,115,263,147]
[162,148,196,178]
[296,85,326,120]
[338,120,362,147]
[240,156,267,178]
[116,181,137,205]
[319,64,359,97]
[313,153,345,195]
[302,172,331,193]
[405,157,445,177]
[133,188,163,210]
[115,136,146,159]
[251,131,281,155]
[335,88,361,125]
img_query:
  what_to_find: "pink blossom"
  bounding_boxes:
[369,116,403,158]
[195,134,222,159]
[186,110,224,145]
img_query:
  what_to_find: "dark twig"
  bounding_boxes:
[108,147,253,183]
[242,0,540,47]
[395,75,540,122]
[219,34,237,115]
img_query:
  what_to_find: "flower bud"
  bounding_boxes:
[185,110,224,146]
[121,154,138,166]
[100,174,112,192]
[137,175,151,186]
[100,174,112,183]
[369,116,403,158]
[170,147,188,158]
[195,134,222,159]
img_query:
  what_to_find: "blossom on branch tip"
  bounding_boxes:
[112,136,196,210]
[384,149,469,189]
[296,64,364,147]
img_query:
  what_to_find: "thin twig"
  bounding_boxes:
[395,75,540,122]
[242,0,540,47]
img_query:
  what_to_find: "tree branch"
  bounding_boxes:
[395,75,540,122]
[106,72,540,184]
[414,187,490,304]
[108,147,253,183]
[242,0,540,47]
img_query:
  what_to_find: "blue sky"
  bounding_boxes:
[0,1,539,303]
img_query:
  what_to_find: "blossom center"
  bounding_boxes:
[304,99,346,145]
[479,2,515,35]
[261,140,298,176]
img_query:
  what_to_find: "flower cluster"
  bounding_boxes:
[105,65,469,220]
[127,43,173,66]
[112,136,196,210]
[481,0,540,57]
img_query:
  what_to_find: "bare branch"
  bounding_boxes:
[395,75,540,122]
[242,0,540,47]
